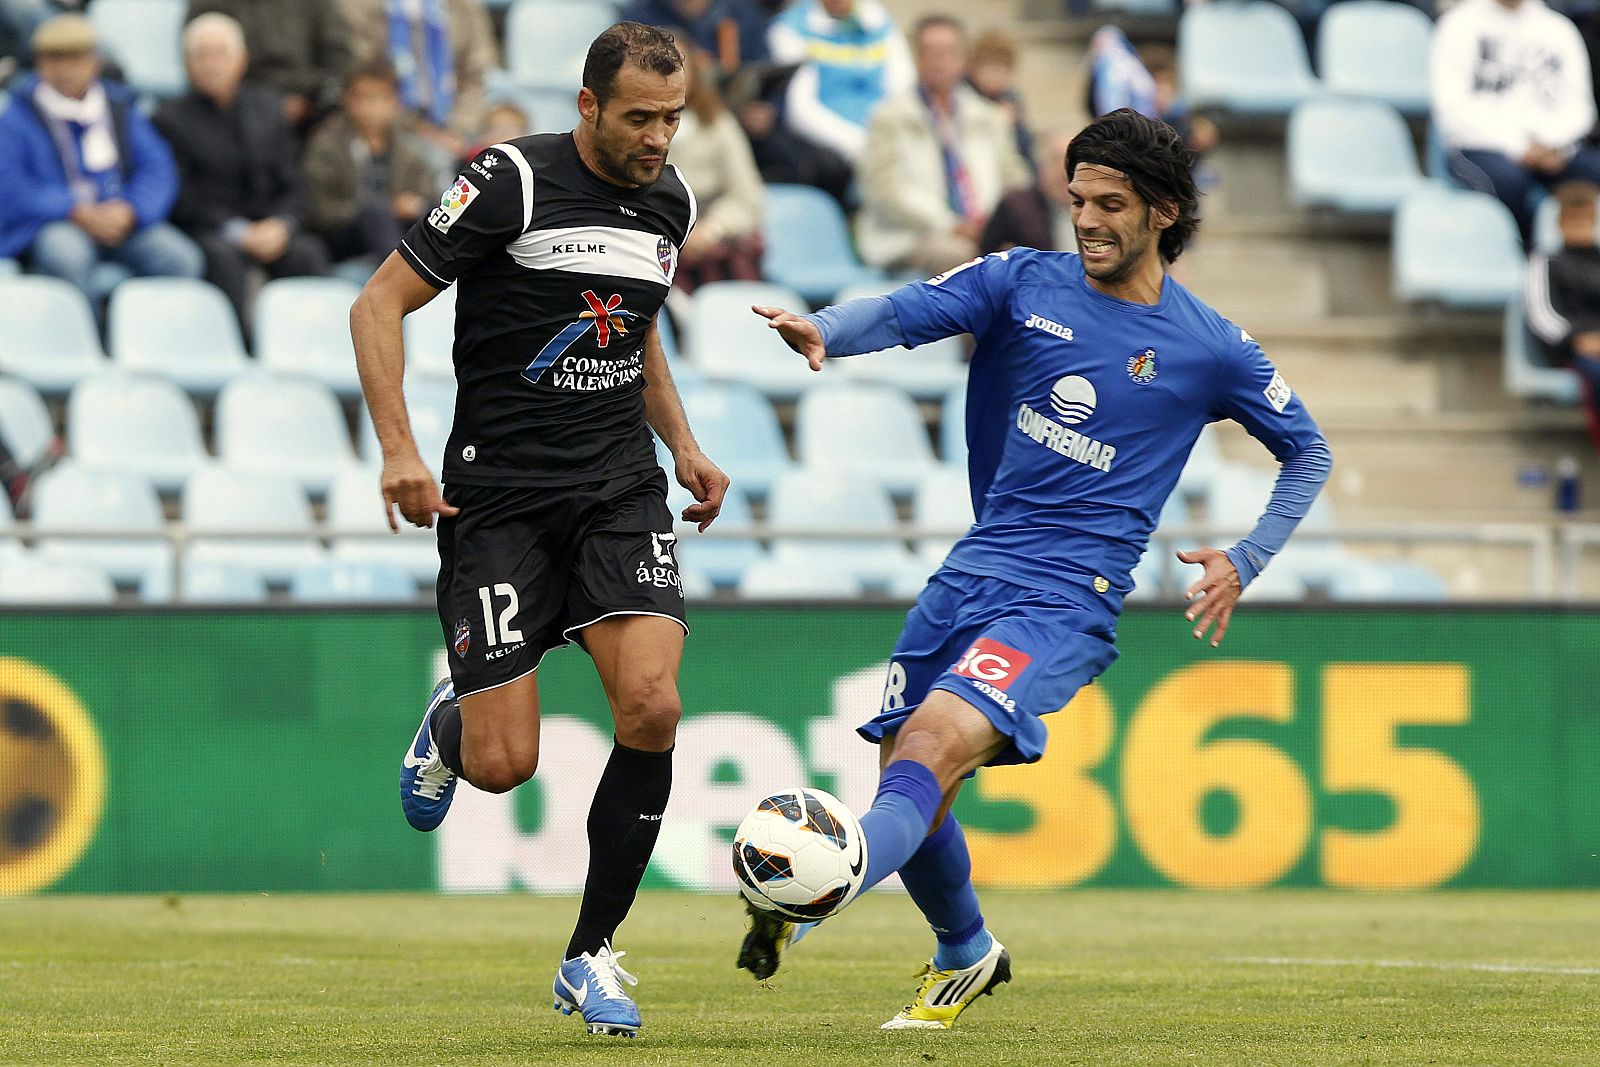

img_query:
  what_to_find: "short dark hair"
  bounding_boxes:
[582,22,683,109]
[1066,108,1200,262]
[912,14,965,47]
[344,58,397,91]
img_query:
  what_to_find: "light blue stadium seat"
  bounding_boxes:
[940,382,967,467]
[90,0,186,98]
[1125,548,1169,602]
[766,468,915,586]
[178,558,268,604]
[838,333,969,401]
[688,280,828,399]
[1329,559,1448,601]
[290,560,417,604]
[738,560,864,601]
[0,552,117,604]
[325,465,439,587]
[1175,425,1224,503]
[504,0,619,90]
[795,382,938,497]
[68,372,208,492]
[761,184,886,306]
[1288,98,1425,215]
[679,381,792,499]
[668,481,767,587]
[357,372,457,476]
[1204,463,1346,587]
[911,464,973,568]
[0,376,54,469]
[1316,1,1432,114]
[1503,301,1580,404]
[1179,0,1319,115]
[1392,188,1523,308]
[483,84,583,133]
[183,466,325,583]
[404,283,457,378]
[0,275,110,394]
[216,375,357,495]
[678,564,714,601]
[0,258,18,275]
[1092,0,1179,15]
[30,463,172,599]
[108,277,250,394]
[253,277,365,395]
[1238,561,1309,602]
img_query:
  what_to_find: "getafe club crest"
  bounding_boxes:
[656,236,674,280]
[454,618,471,657]
[1127,348,1158,384]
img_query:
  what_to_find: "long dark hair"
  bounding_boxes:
[1066,108,1200,262]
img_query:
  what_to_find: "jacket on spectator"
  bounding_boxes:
[767,0,913,162]
[0,74,180,257]
[621,0,770,66]
[1432,0,1596,158]
[187,0,353,109]
[301,111,437,236]
[340,0,498,139]
[856,84,1030,268]
[154,82,308,233]
[1526,247,1600,364]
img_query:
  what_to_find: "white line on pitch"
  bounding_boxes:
[1222,956,1600,977]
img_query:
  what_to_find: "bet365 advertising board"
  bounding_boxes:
[2,607,1597,895]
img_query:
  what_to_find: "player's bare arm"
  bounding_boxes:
[642,316,729,531]
[350,251,460,531]
[753,304,828,370]
[1177,547,1243,648]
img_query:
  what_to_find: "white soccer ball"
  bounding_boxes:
[732,787,867,923]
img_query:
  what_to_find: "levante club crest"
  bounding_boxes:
[454,618,471,657]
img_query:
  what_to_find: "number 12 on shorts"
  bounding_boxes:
[478,584,524,646]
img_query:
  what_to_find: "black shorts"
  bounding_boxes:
[436,467,688,697]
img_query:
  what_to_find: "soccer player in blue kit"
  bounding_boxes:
[735,109,1334,1029]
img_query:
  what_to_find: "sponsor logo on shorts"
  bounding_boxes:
[636,531,682,594]
[953,638,1031,690]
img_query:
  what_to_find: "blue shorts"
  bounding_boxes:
[858,569,1119,767]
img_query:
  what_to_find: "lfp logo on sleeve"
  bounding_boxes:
[429,176,480,233]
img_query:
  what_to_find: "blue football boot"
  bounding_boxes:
[552,942,642,1037]
[398,678,458,831]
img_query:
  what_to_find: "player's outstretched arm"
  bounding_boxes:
[752,304,828,370]
[350,251,459,531]
[642,317,730,532]
[1176,547,1242,648]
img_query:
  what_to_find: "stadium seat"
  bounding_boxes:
[183,466,325,584]
[1238,561,1309,602]
[0,275,110,394]
[89,0,186,98]
[504,0,620,90]
[356,372,458,476]
[253,277,365,395]
[1175,426,1224,503]
[67,373,208,493]
[687,281,826,399]
[794,382,939,497]
[215,375,357,495]
[668,481,767,587]
[0,552,117,604]
[761,184,886,306]
[404,283,457,378]
[178,558,268,604]
[1392,188,1523,308]
[738,559,864,601]
[0,258,17,275]
[289,560,418,604]
[678,563,714,601]
[1125,548,1169,602]
[1179,1,1319,115]
[766,468,915,586]
[911,464,973,565]
[1316,0,1432,114]
[1204,463,1346,587]
[0,377,55,469]
[1092,0,1179,15]
[324,465,439,587]
[1502,301,1581,404]
[30,463,173,599]
[838,333,969,401]
[108,277,250,394]
[834,278,907,304]
[1287,98,1425,215]
[1329,559,1449,601]
[679,382,792,499]
[941,382,967,468]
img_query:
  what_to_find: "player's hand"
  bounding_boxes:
[1177,547,1242,648]
[380,451,459,531]
[752,304,827,371]
[675,449,730,532]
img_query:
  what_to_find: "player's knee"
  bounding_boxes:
[467,744,539,793]
[613,678,681,749]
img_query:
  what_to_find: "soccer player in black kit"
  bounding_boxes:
[350,24,729,1038]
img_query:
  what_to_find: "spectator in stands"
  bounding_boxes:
[187,0,353,131]
[155,13,328,321]
[1088,31,1216,170]
[303,60,434,268]
[767,0,913,166]
[1433,0,1600,247]
[1526,181,1600,450]
[340,0,498,163]
[857,15,1029,275]
[458,97,532,167]
[622,0,770,70]
[0,15,203,301]
[966,28,1031,165]
[669,47,765,292]
[980,128,1076,254]
[1143,45,1218,168]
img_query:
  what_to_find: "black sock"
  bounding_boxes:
[428,696,465,777]
[565,740,673,960]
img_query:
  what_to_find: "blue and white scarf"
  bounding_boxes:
[387,0,455,127]
[34,79,120,204]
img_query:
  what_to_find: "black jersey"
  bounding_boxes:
[398,133,697,486]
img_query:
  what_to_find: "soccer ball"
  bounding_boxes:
[732,787,867,923]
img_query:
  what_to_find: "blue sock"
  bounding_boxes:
[900,817,993,970]
[858,760,944,893]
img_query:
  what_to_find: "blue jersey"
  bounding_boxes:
[884,249,1325,614]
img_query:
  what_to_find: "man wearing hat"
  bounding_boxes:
[0,14,203,299]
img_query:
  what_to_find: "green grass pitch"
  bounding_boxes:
[3,891,1597,1065]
